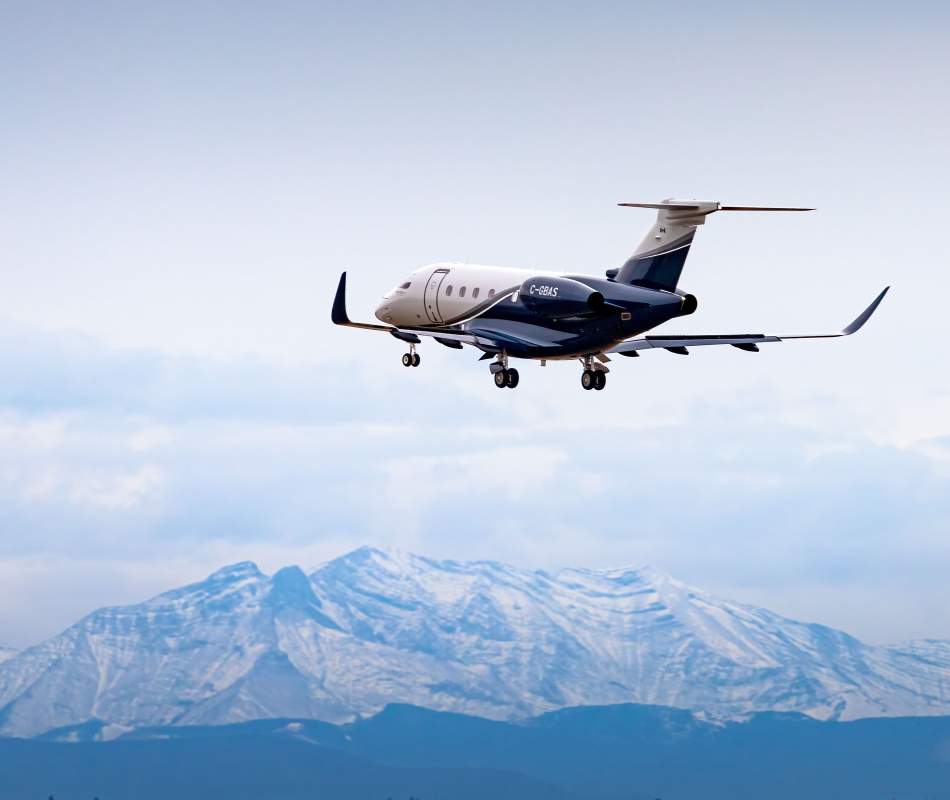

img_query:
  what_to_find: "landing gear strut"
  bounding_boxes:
[490,354,520,389]
[401,344,421,368]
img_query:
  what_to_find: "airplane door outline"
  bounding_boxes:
[424,268,449,323]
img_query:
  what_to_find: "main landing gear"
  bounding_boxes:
[580,357,607,391]
[493,367,520,388]
[401,344,420,368]
[490,354,520,389]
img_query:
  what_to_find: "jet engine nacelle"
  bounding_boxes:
[520,277,605,318]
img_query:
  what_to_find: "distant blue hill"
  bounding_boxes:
[4,702,950,799]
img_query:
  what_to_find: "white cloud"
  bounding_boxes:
[68,464,165,511]
[129,425,175,452]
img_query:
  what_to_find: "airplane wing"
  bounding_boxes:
[332,272,511,351]
[607,287,889,356]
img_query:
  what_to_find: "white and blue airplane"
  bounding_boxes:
[332,200,888,391]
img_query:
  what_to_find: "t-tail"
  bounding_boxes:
[611,200,814,291]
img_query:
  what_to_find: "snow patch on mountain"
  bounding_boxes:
[0,546,949,738]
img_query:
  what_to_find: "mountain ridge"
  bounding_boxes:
[1,546,949,738]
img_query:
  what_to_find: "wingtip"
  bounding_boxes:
[842,285,889,336]
[331,271,350,325]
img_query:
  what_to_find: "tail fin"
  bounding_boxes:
[613,200,813,291]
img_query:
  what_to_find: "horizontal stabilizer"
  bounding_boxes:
[720,205,815,212]
[618,201,814,213]
[618,202,702,210]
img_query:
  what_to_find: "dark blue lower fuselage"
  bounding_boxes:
[462,277,692,359]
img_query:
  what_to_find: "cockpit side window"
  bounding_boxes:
[399,281,411,289]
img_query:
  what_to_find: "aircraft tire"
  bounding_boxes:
[581,369,595,390]
[412,353,421,367]
[494,370,508,388]
[402,353,412,367]
[594,371,606,390]
[506,368,520,388]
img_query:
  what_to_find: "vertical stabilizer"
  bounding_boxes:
[614,200,718,291]
[613,200,813,291]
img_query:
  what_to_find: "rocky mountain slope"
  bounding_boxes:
[1,546,948,737]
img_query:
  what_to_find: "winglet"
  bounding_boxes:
[843,286,889,335]
[332,272,350,325]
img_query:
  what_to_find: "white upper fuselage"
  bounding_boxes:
[375,262,557,328]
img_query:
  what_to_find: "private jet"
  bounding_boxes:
[331,200,888,390]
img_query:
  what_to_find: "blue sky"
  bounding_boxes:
[1,1,949,648]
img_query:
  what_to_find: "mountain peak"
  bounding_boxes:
[316,544,397,568]
[207,561,264,581]
[314,544,433,580]
[269,565,319,605]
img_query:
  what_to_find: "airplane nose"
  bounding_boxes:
[375,300,392,323]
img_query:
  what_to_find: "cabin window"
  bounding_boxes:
[445,285,453,296]
[488,288,496,297]
[472,288,480,299]
[459,286,467,298]
[399,282,411,289]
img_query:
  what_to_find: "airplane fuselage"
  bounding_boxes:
[374,263,693,359]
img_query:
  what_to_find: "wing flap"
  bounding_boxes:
[610,335,779,354]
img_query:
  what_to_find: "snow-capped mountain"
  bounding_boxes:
[1,546,949,738]
[0,646,16,664]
